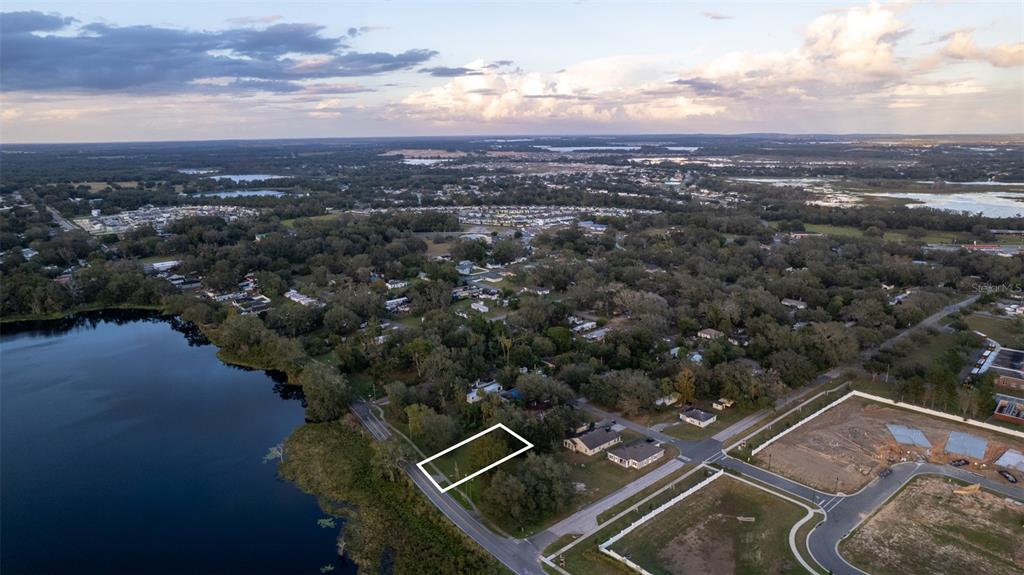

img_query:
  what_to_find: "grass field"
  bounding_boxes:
[661,403,755,441]
[608,475,807,575]
[791,223,1020,245]
[965,313,1024,348]
[840,476,1024,575]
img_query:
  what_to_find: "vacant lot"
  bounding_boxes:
[841,476,1024,575]
[760,397,1024,492]
[966,313,1024,348]
[609,476,806,575]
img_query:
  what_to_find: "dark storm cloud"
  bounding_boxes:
[0,11,436,93]
[0,10,76,34]
[672,77,739,97]
[419,66,483,77]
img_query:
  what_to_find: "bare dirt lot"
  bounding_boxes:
[840,476,1024,575]
[609,476,805,575]
[760,397,1024,492]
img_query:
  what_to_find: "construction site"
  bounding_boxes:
[758,397,1024,492]
[840,476,1024,575]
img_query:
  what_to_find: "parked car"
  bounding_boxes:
[877,467,892,478]
[998,470,1018,484]
[949,459,969,467]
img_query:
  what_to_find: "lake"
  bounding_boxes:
[0,311,354,575]
[198,190,287,198]
[866,191,1024,218]
[210,174,290,182]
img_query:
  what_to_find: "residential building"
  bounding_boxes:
[681,407,717,428]
[713,398,735,411]
[466,381,503,404]
[607,441,665,470]
[471,301,490,313]
[563,427,622,456]
[781,298,808,310]
[697,328,724,340]
[457,260,475,275]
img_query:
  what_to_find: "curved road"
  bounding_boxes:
[807,462,1023,575]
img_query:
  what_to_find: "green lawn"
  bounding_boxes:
[802,223,967,244]
[899,330,958,366]
[596,465,707,525]
[965,313,1024,348]
[428,427,517,487]
[662,402,755,441]
[609,476,807,575]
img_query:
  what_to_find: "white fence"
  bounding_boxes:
[752,390,1024,456]
[597,469,725,574]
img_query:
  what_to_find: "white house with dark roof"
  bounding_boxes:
[681,407,717,428]
[607,441,665,470]
[563,427,622,456]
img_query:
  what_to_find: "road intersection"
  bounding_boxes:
[349,294,1019,575]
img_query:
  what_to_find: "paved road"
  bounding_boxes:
[352,401,547,574]
[807,462,1023,575]
[717,455,837,505]
[543,457,687,539]
[345,294,991,575]
[46,205,78,233]
[407,462,547,575]
[577,400,722,462]
[876,294,979,352]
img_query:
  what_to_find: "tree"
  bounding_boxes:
[673,367,696,404]
[405,404,458,452]
[372,437,412,482]
[300,364,351,422]
[405,337,434,377]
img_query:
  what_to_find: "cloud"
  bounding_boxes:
[942,30,1024,67]
[420,66,484,77]
[672,2,929,104]
[701,11,732,20]
[0,11,436,93]
[0,10,76,34]
[401,54,724,125]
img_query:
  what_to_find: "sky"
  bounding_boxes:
[1,1,1022,143]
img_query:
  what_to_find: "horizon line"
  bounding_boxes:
[3,131,1024,147]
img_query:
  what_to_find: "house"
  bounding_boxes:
[232,294,271,315]
[655,393,680,407]
[385,296,410,312]
[466,381,504,404]
[471,301,490,313]
[993,393,1024,425]
[607,441,665,470]
[781,298,808,310]
[669,346,681,358]
[687,351,704,364]
[572,321,598,333]
[285,289,323,307]
[582,328,609,342]
[713,398,735,411]
[385,279,408,291]
[681,407,717,428]
[563,427,622,456]
[697,328,724,340]
[457,260,475,276]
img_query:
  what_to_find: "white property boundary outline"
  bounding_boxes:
[416,423,533,493]
[751,390,1024,457]
[597,468,824,575]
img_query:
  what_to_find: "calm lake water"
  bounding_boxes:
[198,190,287,198]
[0,311,354,575]
[867,191,1024,218]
